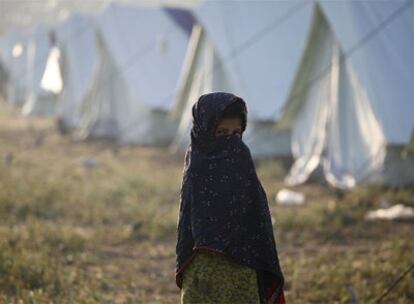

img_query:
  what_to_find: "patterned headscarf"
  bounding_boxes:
[175,92,284,303]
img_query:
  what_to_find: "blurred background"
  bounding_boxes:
[0,0,413,303]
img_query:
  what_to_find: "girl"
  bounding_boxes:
[176,92,285,303]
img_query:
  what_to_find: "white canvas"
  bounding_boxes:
[171,0,313,157]
[281,1,414,187]
[76,3,192,145]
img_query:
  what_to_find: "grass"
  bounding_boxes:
[0,102,413,303]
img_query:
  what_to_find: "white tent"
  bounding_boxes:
[21,24,59,116]
[0,29,31,107]
[0,57,7,101]
[278,1,414,187]
[53,13,99,131]
[170,0,314,157]
[0,24,57,114]
[0,0,198,35]
[76,3,193,145]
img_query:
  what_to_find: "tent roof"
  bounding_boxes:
[2,23,55,98]
[0,0,198,35]
[194,0,414,142]
[319,0,414,145]
[55,13,98,108]
[193,0,313,121]
[95,3,192,110]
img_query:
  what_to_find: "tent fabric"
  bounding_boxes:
[77,32,124,140]
[163,7,196,35]
[54,14,98,131]
[21,24,58,116]
[193,0,313,121]
[40,47,63,94]
[281,1,414,187]
[0,57,7,100]
[76,3,191,145]
[96,3,190,111]
[0,0,198,35]
[319,0,414,145]
[0,0,106,35]
[171,0,313,157]
[0,30,31,107]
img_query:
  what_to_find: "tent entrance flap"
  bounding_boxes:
[285,6,386,188]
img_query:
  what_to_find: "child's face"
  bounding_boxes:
[214,118,242,137]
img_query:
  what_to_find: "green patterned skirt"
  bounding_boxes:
[181,251,261,304]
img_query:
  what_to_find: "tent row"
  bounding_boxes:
[0,3,194,147]
[172,0,414,187]
[0,0,413,187]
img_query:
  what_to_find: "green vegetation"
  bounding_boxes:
[0,105,413,303]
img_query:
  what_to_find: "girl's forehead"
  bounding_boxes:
[216,117,242,127]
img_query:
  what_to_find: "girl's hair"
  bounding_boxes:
[220,99,247,131]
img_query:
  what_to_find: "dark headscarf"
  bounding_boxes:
[175,92,284,303]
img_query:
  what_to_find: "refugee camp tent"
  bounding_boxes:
[0,29,31,107]
[278,0,414,187]
[0,0,198,36]
[0,25,56,114]
[53,13,98,132]
[76,3,194,145]
[0,57,8,101]
[0,0,107,109]
[0,41,10,101]
[21,24,59,116]
[170,0,314,157]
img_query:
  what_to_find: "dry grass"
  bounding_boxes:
[0,102,413,303]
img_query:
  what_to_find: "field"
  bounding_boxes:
[0,103,413,303]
